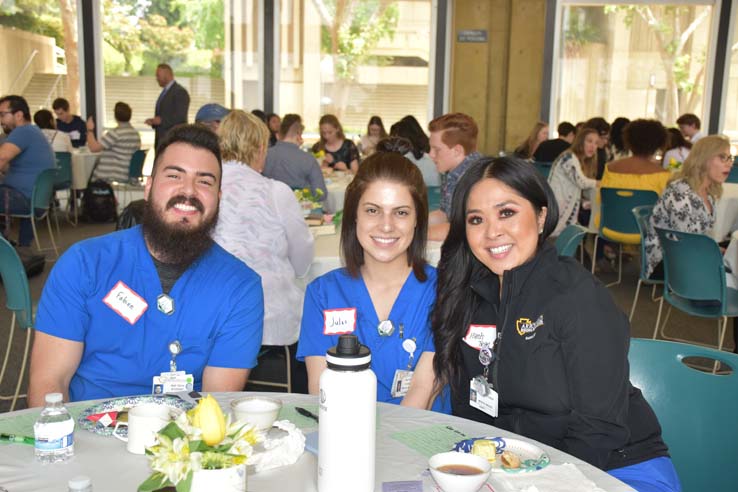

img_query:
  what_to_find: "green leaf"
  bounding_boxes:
[159,421,187,440]
[138,472,170,492]
[175,470,193,492]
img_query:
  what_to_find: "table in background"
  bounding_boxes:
[0,392,633,492]
[70,150,100,190]
[323,173,353,213]
[713,182,738,241]
[304,230,443,284]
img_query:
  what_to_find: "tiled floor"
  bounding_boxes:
[0,218,734,412]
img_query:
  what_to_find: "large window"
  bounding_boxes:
[0,1,80,114]
[722,6,738,144]
[552,2,717,127]
[277,0,433,135]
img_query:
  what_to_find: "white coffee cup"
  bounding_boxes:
[112,403,172,454]
[230,396,282,431]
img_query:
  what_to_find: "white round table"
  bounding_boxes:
[0,392,633,492]
[71,149,101,190]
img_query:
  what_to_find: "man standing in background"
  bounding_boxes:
[145,63,190,152]
[53,97,87,148]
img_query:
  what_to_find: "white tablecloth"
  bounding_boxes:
[713,182,738,241]
[71,150,101,190]
[304,230,443,284]
[323,174,352,214]
[0,392,633,492]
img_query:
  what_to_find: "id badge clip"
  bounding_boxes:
[469,342,498,417]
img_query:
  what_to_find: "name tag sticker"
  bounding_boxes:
[103,281,148,325]
[462,324,497,350]
[323,308,356,335]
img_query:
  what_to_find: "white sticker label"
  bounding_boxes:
[103,281,148,325]
[462,324,497,351]
[323,308,357,335]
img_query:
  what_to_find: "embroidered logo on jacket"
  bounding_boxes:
[515,315,544,340]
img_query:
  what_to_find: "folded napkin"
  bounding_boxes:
[247,420,306,473]
[488,463,606,492]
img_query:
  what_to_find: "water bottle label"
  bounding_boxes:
[35,432,74,451]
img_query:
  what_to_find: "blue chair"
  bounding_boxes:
[726,165,738,184]
[629,205,663,321]
[554,224,588,258]
[533,161,552,178]
[53,151,77,228]
[8,168,59,258]
[653,227,738,350]
[112,149,148,210]
[591,188,659,287]
[629,338,738,492]
[427,186,441,211]
[0,236,34,411]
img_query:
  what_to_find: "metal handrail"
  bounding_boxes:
[43,75,64,109]
[8,49,39,93]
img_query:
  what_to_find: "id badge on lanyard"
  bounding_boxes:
[151,340,194,394]
[469,342,498,417]
[391,337,417,398]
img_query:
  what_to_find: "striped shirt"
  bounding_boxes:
[92,122,141,183]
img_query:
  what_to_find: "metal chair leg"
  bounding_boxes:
[629,279,643,322]
[45,215,58,258]
[653,296,665,339]
[591,235,599,274]
[605,243,623,288]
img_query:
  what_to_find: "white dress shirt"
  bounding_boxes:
[213,160,315,346]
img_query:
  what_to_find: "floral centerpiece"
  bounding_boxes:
[667,157,683,171]
[294,187,324,216]
[138,395,260,492]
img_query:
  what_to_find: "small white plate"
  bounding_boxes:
[77,395,192,436]
[453,436,551,473]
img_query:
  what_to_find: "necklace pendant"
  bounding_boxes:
[157,293,175,315]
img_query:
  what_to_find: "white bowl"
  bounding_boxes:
[230,396,282,431]
[429,451,492,492]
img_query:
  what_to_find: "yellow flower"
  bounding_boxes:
[190,395,226,446]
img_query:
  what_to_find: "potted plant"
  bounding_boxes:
[138,395,260,492]
[294,187,325,216]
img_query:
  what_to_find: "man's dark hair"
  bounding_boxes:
[251,109,267,123]
[0,95,31,121]
[584,117,610,135]
[156,63,173,74]
[154,124,222,176]
[375,136,413,156]
[556,121,575,137]
[279,114,303,137]
[676,113,701,130]
[52,97,70,112]
[33,109,55,129]
[114,102,132,122]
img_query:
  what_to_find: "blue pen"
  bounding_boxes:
[0,433,35,445]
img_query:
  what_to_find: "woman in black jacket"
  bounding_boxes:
[431,156,680,492]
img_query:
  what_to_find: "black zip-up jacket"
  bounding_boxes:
[451,243,669,470]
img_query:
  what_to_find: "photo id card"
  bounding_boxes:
[152,371,194,395]
[391,369,414,398]
[469,377,498,418]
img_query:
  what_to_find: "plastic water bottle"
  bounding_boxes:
[318,334,377,492]
[68,476,92,491]
[34,392,75,463]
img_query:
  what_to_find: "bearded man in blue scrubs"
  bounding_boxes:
[27,124,264,406]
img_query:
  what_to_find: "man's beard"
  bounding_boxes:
[142,195,218,267]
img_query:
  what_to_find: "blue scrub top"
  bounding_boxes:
[36,226,264,401]
[297,265,449,412]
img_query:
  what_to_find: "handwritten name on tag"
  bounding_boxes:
[462,324,497,350]
[323,308,356,335]
[103,281,148,325]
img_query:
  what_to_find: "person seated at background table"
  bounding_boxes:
[548,127,599,237]
[533,121,575,163]
[297,152,446,412]
[311,114,360,173]
[266,113,280,147]
[0,95,55,248]
[52,97,87,148]
[359,115,388,158]
[427,112,482,241]
[263,113,327,203]
[86,102,142,183]
[213,110,313,393]
[513,121,548,160]
[644,135,733,281]
[608,116,631,161]
[33,109,73,153]
[662,128,691,170]
[389,118,440,187]
[584,116,611,179]
[430,156,680,492]
[195,102,230,133]
[676,113,704,144]
[27,124,264,405]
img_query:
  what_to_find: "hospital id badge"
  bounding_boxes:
[469,375,498,417]
[391,369,414,398]
[152,371,194,395]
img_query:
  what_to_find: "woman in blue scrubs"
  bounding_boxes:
[297,151,442,410]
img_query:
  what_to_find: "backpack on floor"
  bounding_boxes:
[81,179,118,223]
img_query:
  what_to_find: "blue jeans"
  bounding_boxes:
[608,457,682,492]
[0,184,34,246]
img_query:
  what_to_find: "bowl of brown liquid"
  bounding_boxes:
[429,451,492,492]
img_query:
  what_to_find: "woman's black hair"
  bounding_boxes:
[390,118,429,160]
[609,117,630,153]
[431,156,559,395]
[665,127,692,151]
